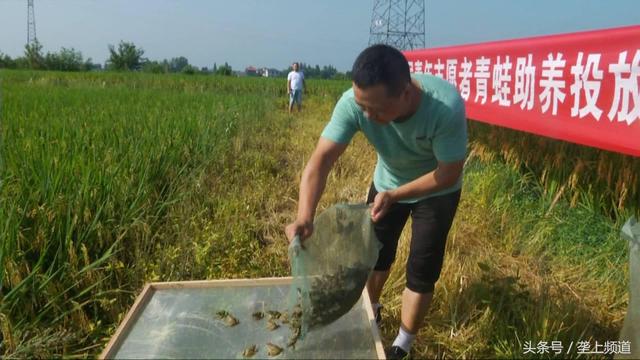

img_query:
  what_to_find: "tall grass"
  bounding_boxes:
[0,70,305,356]
[1,69,634,358]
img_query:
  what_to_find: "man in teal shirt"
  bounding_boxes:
[285,44,467,358]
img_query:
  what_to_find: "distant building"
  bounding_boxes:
[245,66,258,76]
[242,66,282,77]
[261,68,281,77]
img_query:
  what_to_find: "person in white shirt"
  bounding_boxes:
[287,62,306,113]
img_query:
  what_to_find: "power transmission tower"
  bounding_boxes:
[27,0,37,45]
[369,0,425,50]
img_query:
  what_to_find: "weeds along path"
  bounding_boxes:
[180,93,378,282]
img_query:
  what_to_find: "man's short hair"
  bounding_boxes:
[351,44,411,97]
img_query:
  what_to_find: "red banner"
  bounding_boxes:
[404,25,640,157]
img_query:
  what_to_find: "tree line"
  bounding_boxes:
[0,40,350,79]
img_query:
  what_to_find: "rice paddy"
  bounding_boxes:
[0,69,637,358]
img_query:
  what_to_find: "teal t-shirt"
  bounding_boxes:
[321,74,468,203]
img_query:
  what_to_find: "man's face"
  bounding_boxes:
[352,82,410,124]
[292,63,299,71]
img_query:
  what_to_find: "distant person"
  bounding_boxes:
[285,44,467,359]
[287,62,306,113]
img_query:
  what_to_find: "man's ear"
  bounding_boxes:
[402,82,412,101]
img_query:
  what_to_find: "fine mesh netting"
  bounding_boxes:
[618,217,639,359]
[288,203,382,336]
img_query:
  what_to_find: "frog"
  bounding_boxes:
[266,342,283,357]
[242,344,258,358]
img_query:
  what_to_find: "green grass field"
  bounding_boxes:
[0,70,636,358]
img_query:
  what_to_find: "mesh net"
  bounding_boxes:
[618,216,639,359]
[288,203,382,336]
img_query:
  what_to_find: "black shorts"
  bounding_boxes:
[366,183,461,293]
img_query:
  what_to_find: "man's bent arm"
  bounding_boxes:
[296,138,348,223]
[388,160,464,202]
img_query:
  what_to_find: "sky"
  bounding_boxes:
[0,0,638,72]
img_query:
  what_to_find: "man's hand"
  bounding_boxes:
[285,219,314,243]
[371,191,396,223]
